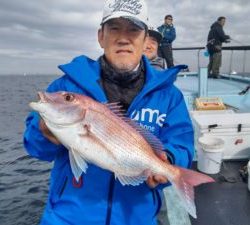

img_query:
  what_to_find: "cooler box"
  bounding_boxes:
[191,111,250,160]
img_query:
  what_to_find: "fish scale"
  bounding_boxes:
[88,124,152,175]
[86,108,152,148]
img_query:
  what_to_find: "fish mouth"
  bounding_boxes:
[37,92,50,103]
[29,92,50,112]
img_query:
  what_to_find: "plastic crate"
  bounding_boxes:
[195,97,226,110]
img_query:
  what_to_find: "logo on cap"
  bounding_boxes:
[109,0,142,15]
[101,0,148,29]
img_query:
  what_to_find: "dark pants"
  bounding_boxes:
[158,45,174,68]
[208,52,222,78]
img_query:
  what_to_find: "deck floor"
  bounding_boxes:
[175,76,250,111]
[175,76,248,96]
[173,75,250,224]
[191,160,250,225]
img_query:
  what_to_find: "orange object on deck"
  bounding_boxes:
[195,97,226,110]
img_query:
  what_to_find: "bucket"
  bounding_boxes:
[197,136,224,174]
[248,160,250,191]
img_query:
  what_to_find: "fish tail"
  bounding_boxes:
[171,167,215,219]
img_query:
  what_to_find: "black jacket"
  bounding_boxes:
[207,21,230,53]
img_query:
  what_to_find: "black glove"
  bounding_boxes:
[225,35,231,43]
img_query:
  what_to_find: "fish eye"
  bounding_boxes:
[64,94,75,102]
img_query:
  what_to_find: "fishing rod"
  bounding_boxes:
[229,38,248,46]
[238,85,250,95]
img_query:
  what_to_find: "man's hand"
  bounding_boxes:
[39,119,60,145]
[146,151,169,188]
[225,35,231,43]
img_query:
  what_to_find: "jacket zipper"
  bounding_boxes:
[58,176,68,198]
[105,173,115,225]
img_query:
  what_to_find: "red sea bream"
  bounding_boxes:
[30,91,214,218]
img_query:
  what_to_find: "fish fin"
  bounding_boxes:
[171,166,215,218]
[105,102,127,117]
[106,103,164,154]
[176,166,215,186]
[116,171,149,186]
[69,149,88,182]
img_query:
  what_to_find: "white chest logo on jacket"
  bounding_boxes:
[131,108,166,127]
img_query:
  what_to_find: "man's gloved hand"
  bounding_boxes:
[225,35,231,43]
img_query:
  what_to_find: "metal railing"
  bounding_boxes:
[173,45,250,75]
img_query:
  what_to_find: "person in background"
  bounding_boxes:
[143,27,167,70]
[157,15,176,68]
[23,0,194,224]
[207,16,230,78]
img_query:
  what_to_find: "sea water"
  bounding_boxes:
[0,75,57,225]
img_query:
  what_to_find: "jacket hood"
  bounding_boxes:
[58,55,187,100]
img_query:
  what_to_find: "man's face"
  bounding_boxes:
[220,18,226,26]
[165,17,173,25]
[98,18,146,72]
[143,36,158,60]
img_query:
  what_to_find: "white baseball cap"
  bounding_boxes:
[101,0,148,30]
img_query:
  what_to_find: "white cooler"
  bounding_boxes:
[191,111,250,160]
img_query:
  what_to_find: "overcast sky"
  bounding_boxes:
[0,0,250,75]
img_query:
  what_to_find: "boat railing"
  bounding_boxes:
[173,45,250,78]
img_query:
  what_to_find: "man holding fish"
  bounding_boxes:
[24,0,214,224]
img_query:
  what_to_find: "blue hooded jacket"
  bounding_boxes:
[23,55,194,225]
[157,24,176,45]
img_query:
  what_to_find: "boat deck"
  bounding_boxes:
[175,75,250,112]
[167,74,250,225]
[163,161,250,225]
[191,160,250,225]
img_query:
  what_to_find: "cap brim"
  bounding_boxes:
[123,16,146,30]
